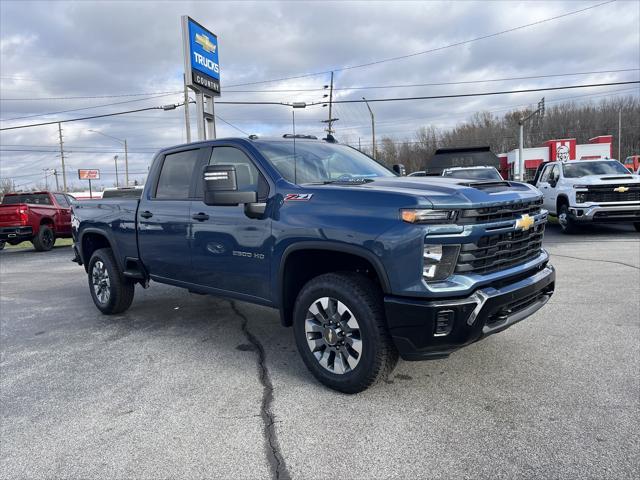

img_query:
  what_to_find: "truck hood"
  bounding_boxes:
[563,174,640,185]
[309,176,542,209]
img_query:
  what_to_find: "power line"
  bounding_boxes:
[222,0,617,88]
[311,81,640,105]
[0,93,181,122]
[0,103,184,131]
[0,91,183,101]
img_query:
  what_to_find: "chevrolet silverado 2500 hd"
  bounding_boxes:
[533,159,640,233]
[71,136,555,393]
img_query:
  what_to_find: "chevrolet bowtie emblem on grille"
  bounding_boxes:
[613,186,629,193]
[195,33,216,53]
[515,214,534,231]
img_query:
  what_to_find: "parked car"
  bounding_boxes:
[623,155,640,173]
[71,136,555,393]
[101,186,144,199]
[533,159,640,233]
[0,191,75,251]
[442,166,504,181]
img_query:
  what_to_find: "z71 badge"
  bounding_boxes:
[285,193,313,201]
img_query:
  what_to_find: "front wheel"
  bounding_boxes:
[293,272,398,394]
[558,204,579,234]
[88,248,135,314]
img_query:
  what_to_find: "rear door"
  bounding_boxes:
[137,147,207,282]
[53,193,72,235]
[189,145,272,300]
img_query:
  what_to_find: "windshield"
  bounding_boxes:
[562,161,630,178]
[2,193,52,205]
[254,141,394,184]
[442,168,502,180]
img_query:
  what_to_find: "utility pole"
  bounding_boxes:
[183,73,191,143]
[321,71,339,135]
[58,122,67,191]
[362,97,376,159]
[124,139,129,186]
[517,97,545,181]
[618,109,622,160]
[114,155,119,188]
[53,169,60,190]
[42,169,49,190]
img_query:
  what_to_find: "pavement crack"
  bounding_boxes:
[230,300,290,480]
[548,252,640,270]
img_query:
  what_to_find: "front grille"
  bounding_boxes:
[455,223,545,275]
[584,184,640,203]
[458,199,543,224]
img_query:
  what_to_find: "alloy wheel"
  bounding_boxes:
[304,297,362,375]
[91,260,111,305]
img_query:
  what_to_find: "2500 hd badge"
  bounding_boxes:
[71,136,555,393]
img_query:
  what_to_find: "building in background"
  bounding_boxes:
[499,135,614,180]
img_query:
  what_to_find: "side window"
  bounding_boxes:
[548,165,558,183]
[540,165,551,183]
[209,147,259,192]
[53,193,69,207]
[155,149,201,199]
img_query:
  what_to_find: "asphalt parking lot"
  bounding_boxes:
[1,224,638,479]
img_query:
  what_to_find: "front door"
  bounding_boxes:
[190,145,272,300]
[137,148,205,282]
[53,193,72,235]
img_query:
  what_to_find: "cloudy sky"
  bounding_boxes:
[1,0,638,190]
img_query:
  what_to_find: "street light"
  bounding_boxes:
[89,129,129,186]
[362,97,376,160]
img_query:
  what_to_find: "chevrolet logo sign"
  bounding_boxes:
[195,33,216,53]
[613,186,629,193]
[515,214,534,231]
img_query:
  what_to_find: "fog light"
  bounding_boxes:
[434,310,455,336]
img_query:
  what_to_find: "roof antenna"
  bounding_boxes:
[292,110,297,184]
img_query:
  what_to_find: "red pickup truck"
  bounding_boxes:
[0,191,75,251]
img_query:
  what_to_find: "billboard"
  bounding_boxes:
[182,16,220,96]
[78,169,100,180]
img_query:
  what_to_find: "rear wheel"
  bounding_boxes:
[88,248,135,314]
[293,272,398,394]
[32,225,55,251]
[558,204,579,234]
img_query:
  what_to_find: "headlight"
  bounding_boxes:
[575,192,587,203]
[423,244,460,281]
[402,209,457,224]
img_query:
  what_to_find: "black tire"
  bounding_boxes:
[32,225,55,251]
[293,272,398,394]
[634,222,640,232]
[558,203,579,234]
[87,248,135,314]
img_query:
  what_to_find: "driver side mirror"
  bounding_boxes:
[203,165,257,206]
[392,164,406,176]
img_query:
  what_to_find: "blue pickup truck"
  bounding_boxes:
[71,135,555,393]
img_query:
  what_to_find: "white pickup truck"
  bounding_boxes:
[533,159,640,233]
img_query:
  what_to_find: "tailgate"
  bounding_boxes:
[0,204,25,226]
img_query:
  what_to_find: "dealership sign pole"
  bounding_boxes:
[182,16,220,141]
[78,169,100,199]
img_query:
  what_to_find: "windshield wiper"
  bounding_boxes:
[317,178,375,185]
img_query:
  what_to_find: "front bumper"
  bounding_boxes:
[0,226,33,242]
[384,264,555,361]
[569,203,640,223]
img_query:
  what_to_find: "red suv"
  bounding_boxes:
[0,191,75,251]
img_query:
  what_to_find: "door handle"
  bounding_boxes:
[140,211,153,219]
[191,212,210,222]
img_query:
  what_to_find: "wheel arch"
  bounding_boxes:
[556,194,570,214]
[79,228,123,273]
[277,242,391,327]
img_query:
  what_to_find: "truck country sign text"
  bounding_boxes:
[185,17,221,96]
